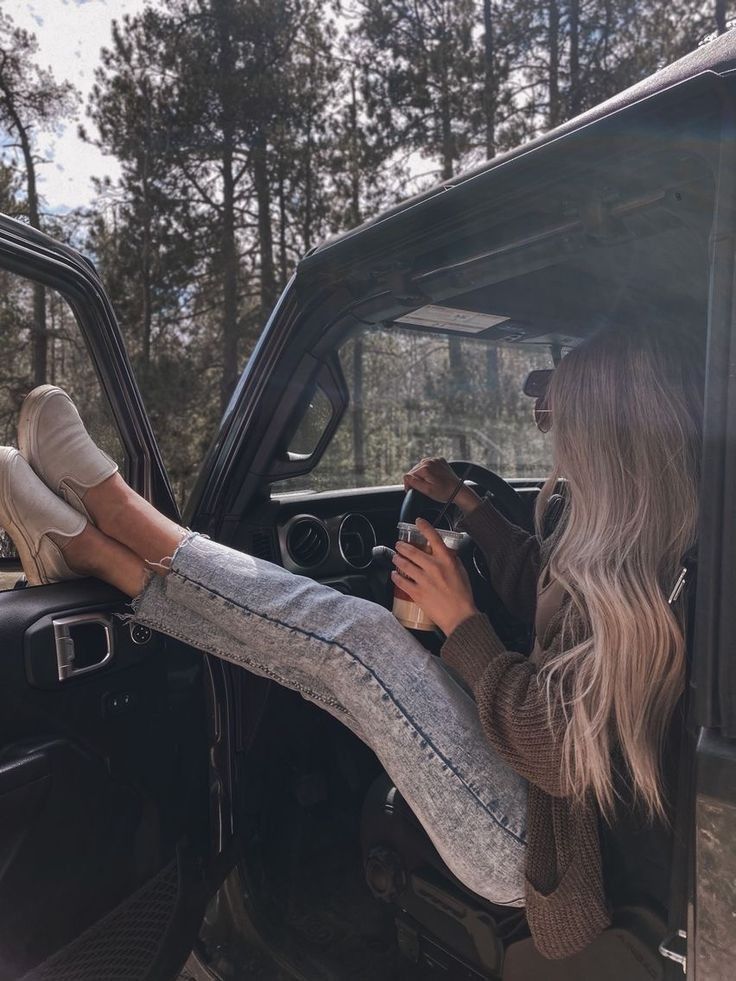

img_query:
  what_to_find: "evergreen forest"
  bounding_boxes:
[0,0,732,506]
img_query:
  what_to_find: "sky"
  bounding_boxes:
[10,0,433,215]
[12,0,149,212]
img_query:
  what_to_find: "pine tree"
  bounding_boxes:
[82,12,198,367]
[0,12,78,385]
[356,0,478,181]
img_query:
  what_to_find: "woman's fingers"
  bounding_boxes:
[394,540,435,571]
[403,458,460,504]
[391,556,416,581]
[391,569,420,598]
[392,542,431,579]
[415,518,453,563]
[404,471,433,495]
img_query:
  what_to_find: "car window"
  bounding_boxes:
[273,325,555,494]
[0,267,125,590]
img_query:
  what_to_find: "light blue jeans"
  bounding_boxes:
[132,532,528,906]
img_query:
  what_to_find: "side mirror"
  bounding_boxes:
[265,354,348,480]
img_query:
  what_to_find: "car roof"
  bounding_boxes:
[308,29,736,262]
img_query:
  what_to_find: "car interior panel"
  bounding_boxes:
[0,249,214,981]
[0,579,209,981]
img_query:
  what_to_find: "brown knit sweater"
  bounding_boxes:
[440,499,611,960]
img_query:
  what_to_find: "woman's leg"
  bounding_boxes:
[67,475,527,905]
[83,473,185,565]
[127,531,527,907]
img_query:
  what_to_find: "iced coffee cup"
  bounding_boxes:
[392,522,470,631]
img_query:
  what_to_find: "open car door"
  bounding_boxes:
[0,218,227,981]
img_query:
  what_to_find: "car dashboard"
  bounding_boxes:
[233,486,407,605]
[230,481,540,649]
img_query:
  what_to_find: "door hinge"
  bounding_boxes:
[659,930,687,973]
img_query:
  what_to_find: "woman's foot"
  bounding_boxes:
[0,446,86,585]
[0,447,149,595]
[19,385,186,565]
[19,385,119,520]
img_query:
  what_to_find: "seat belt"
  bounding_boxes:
[660,550,697,978]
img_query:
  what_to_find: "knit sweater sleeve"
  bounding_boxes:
[459,498,541,623]
[441,612,566,797]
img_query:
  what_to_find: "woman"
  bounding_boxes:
[0,324,702,960]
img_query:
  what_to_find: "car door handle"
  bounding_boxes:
[52,613,115,681]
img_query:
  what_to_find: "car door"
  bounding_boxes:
[0,217,224,981]
[688,80,736,981]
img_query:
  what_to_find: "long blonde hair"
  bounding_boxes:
[536,325,703,820]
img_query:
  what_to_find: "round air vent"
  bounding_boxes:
[338,514,377,570]
[286,517,330,568]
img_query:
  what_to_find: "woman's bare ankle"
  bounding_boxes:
[83,472,131,533]
[82,474,185,565]
[60,523,149,597]
[59,524,103,578]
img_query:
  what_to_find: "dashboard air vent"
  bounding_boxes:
[251,530,276,562]
[338,514,377,570]
[286,517,330,568]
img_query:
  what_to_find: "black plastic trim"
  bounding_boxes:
[693,78,736,733]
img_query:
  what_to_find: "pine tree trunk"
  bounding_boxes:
[485,346,500,415]
[140,98,154,366]
[348,71,365,479]
[438,33,455,181]
[140,248,152,366]
[482,0,496,159]
[448,337,469,459]
[603,0,612,64]
[278,149,288,287]
[716,0,727,34]
[569,0,581,116]
[253,128,277,329]
[220,138,239,413]
[548,0,561,128]
[140,186,153,365]
[48,291,56,384]
[349,71,361,227]
[12,110,46,385]
[215,0,240,413]
[303,74,314,252]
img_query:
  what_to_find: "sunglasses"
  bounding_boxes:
[523,369,554,433]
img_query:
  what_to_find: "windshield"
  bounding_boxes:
[274,325,555,494]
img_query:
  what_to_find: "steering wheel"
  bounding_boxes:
[399,460,530,531]
[398,460,533,650]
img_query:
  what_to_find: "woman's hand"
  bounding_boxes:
[392,518,479,636]
[403,458,480,514]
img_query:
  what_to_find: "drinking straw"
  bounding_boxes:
[432,463,474,528]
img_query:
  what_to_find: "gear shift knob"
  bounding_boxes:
[371,545,396,570]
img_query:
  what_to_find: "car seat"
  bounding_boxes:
[361,771,671,979]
